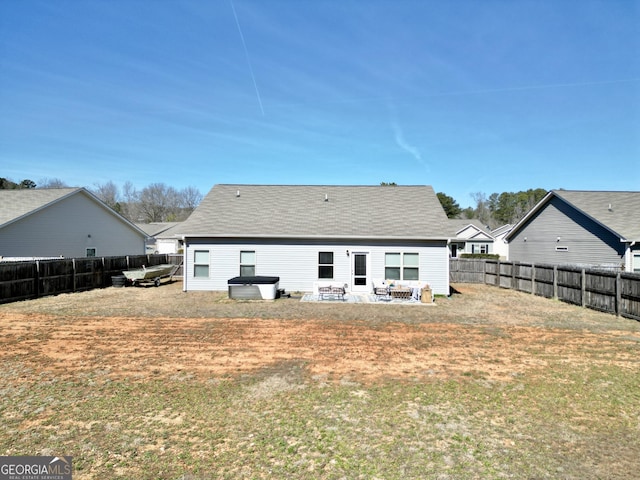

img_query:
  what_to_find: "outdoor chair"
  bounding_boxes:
[318,285,345,301]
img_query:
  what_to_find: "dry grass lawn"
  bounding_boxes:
[0,281,638,479]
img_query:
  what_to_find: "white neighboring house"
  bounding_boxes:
[490,224,513,260]
[175,184,452,296]
[448,219,495,258]
[0,188,147,260]
[136,222,183,254]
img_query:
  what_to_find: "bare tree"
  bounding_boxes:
[92,181,121,212]
[37,178,68,188]
[138,183,178,223]
[121,181,141,221]
[470,192,493,227]
[179,186,203,211]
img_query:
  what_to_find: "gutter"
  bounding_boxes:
[179,233,451,242]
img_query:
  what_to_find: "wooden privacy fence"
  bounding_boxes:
[0,254,183,304]
[450,258,640,321]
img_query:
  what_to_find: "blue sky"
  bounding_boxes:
[1,0,638,208]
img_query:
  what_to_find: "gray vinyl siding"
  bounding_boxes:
[508,196,625,268]
[183,238,449,295]
[0,193,145,258]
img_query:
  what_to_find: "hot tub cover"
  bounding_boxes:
[227,276,280,285]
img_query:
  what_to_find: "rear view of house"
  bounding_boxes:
[176,184,452,295]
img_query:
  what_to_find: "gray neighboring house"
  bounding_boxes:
[448,219,494,258]
[136,222,183,254]
[505,190,640,272]
[176,184,452,295]
[0,188,147,260]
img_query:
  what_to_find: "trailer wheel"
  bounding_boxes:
[154,278,161,287]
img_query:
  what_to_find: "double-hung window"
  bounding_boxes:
[471,243,489,254]
[240,251,256,277]
[385,253,419,280]
[194,250,209,278]
[318,252,334,279]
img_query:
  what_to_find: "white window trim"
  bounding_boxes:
[385,252,419,281]
[318,251,334,279]
[240,250,256,277]
[194,250,210,278]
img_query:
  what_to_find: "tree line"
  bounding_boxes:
[4,175,545,228]
[378,182,547,228]
[437,188,547,228]
[1,176,203,223]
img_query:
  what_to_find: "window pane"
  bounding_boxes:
[403,253,419,266]
[194,250,208,263]
[385,267,400,280]
[403,267,419,280]
[240,265,255,277]
[194,265,209,277]
[319,252,333,264]
[318,265,333,279]
[385,253,401,266]
[240,251,255,264]
[86,248,96,257]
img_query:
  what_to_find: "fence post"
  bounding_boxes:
[615,272,622,317]
[581,268,586,307]
[496,260,501,288]
[553,265,558,299]
[35,260,41,299]
[531,263,536,295]
[72,258,77,292]
[512,262,517,290]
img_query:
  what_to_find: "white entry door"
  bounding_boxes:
[351,252,370,292]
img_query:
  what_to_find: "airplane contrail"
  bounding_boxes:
[230,0,265,116]
[270,78,639,109]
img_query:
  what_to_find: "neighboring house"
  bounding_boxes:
[136,222,183,254]
[505,190,640,272]
[0,188,148,260]
[448,219,494,258]
[490,224,513,260]
[176,184,452,295]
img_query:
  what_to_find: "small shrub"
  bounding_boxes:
[460,253,500,260]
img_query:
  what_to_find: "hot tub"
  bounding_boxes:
[228,276,280,300]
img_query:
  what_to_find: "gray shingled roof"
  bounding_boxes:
[448,219,492,236]
[177,184,451,239]
[135,222,182,237]
[0,187,148,237]
[553,190,640,241]
[0,188,80,227]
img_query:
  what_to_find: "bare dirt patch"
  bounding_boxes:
[1,282,638,384]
